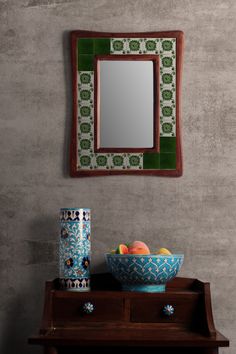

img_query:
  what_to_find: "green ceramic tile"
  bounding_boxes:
[94,38,110,54]
[78,38,94,54]
[160,153,176,169]
[78,55,94,71]
[143,153,160,169]
[160,137,176,152]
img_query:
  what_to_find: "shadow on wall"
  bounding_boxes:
[1,215,58,354]
[91,260,107,274]
[62,30,73,178]
[1,293,42,354]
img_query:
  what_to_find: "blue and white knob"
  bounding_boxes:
[83,302,94,314]
[163,304,174,316]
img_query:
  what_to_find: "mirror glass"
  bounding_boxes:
[99,60,154,148]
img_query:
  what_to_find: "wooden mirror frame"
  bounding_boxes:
[70,30,184,177]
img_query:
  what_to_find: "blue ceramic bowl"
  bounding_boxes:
[105,253,184,292]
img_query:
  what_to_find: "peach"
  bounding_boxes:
[129,247,150,255]
[128,241,150,254]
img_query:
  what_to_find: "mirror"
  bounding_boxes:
[70,30,184,177]
[99,60,154,148]
[94,55,159,153]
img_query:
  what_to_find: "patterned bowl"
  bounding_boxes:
[105,253,184,292]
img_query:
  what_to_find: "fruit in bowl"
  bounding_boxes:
[105,241,184,293]
[128,240,150,255]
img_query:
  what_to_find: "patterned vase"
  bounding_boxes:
[59,208,91,291]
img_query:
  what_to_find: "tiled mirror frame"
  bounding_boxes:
[70,30,184,177]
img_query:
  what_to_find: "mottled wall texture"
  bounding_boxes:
[0,0,235,353]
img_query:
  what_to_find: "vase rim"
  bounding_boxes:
[60,208,90,211]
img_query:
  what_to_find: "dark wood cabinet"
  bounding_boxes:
[28,273,229,354]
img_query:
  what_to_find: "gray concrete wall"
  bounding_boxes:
[0,0,235,353]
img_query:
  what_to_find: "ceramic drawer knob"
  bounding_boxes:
[83,302,94,314]
[163,304,174,316]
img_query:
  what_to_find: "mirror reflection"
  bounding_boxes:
[99,60,154,148]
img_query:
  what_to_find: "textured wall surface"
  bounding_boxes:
[0,0,235,353]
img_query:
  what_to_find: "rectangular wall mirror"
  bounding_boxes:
[95,55,159,153]
[98,59,155,150]
[70,30,184,176]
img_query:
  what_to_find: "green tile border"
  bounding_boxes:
[143,153,160,169]
[160,153,176,169]
[78,38,94,54]
[94,38,110,55]
[78,38,111,56]
[78,54,94,71]
[160,137,176,152]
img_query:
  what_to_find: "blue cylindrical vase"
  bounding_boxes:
[59,208,91,291]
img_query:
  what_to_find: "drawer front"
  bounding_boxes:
[52,293,124,324]
[131,295,199,323]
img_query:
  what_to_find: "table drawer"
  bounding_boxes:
[131,295,199,323]
[52,292,124,324]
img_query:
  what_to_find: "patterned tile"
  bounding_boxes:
[77,70,94,168]
[126,153,143,170]
[111,38,161,55]
[110,38,129,54]
[93,154,110,170]
[160,122,176,137]
[78,153,93,170]
[160,43,176,139]
[78,71,94,86]
[143,38,161,54]
[108,154,125,170]
[160,39,175,52]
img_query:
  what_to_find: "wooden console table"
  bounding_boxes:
[28,273,229,354]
